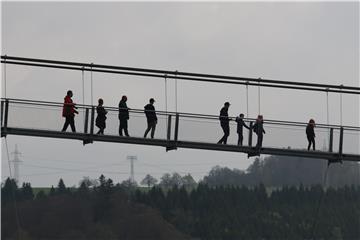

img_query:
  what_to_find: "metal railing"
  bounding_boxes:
[1,98,359,160]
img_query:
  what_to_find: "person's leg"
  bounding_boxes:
[124,120,129,136]
[144,122,151,138]
[223,124,230,144]
[119,120,123,136]
[69,117,76,132]
[237,133,241,145]
[150,122,156,139]
[61,117,70,132]
[240,134,244,146]
[256,134,262,149]
[312,138,315,150]
[218,124,226,144]
[258,133,263,148]
[307,136,311,150]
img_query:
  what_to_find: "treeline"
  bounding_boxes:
[134,184,360,239]
[2,175,360,239]
[203,155,360,188]
[2,155,359,239]
[135,155,359,189]
[1,176,188,240]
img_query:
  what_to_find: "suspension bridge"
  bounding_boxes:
[1,56,359,163]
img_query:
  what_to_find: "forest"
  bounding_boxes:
[2,155,359,239]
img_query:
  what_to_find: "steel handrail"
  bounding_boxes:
[2,98,360,131]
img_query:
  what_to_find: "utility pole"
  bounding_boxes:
[127,155,137,184]
[11,144,22,185]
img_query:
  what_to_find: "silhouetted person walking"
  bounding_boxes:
[217,102,231,144]
[118,95,130,136]
[96,98,107,135]
[306,119,316,150]
[235,113,250,146]
[253,115,265,150]
[144,98,158,139]
[61,90,78,132]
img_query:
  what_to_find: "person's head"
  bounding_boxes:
[122,95,127,102]
[309,118,315,126]
[149,98,155,104]
[224,102,230,109]
[239,113,244,118]
[98,98,103,106]
[257,115,263,121]
[67,90,73,97]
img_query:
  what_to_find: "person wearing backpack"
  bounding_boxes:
[306,118,316,150]
[61,90,79,132]
[144,98,158,139]
[235,113,250,146]
[253,115,265,150]
[118,95,130,137]
[95,98,107,135]
[217,102,231,144]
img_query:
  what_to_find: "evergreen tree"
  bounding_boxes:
[35,190,47,200]
[21,182,34,201]
[57,179,67,194]
[49,185,56,196]
[141,174,158,188]
[1,177,18,205]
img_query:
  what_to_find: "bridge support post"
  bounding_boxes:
[84,108,89,134]
[338,127,344,163]
[83,108,91,145]
[166,114,176,151]
[329,128,333,152]
[174,113,179,143]
[248,121,253,147]
[1,100,4,128]
[83,106,94,145]
[1,100,9,137]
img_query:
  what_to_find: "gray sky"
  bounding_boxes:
[1,1,359,187]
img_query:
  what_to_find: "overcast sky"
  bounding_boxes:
[1,1,359,187]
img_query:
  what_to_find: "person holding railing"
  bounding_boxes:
[144,98,158,139]
[118,95,130,137]
[306,119,316,150]
[217,102,231,144]
[96,98,107,135]
[253,115,266,150]
[61,90,78,132]
[235,113,250,146]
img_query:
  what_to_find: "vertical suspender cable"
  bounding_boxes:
[164,75,168,131]
[246,82,249,118]
[4,55,7,98]
[82,67,85,124]
[90,63,94,106]
[165,75,168,113]
[258,79,261,115]
[326,89,329,126]
[175,71,178,113]
[340,85,343,126]
[82,67,85,106]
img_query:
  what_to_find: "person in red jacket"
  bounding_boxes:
[61,90,78,132]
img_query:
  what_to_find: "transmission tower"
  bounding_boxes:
[127,155,137,183]
[11,144,22,184]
